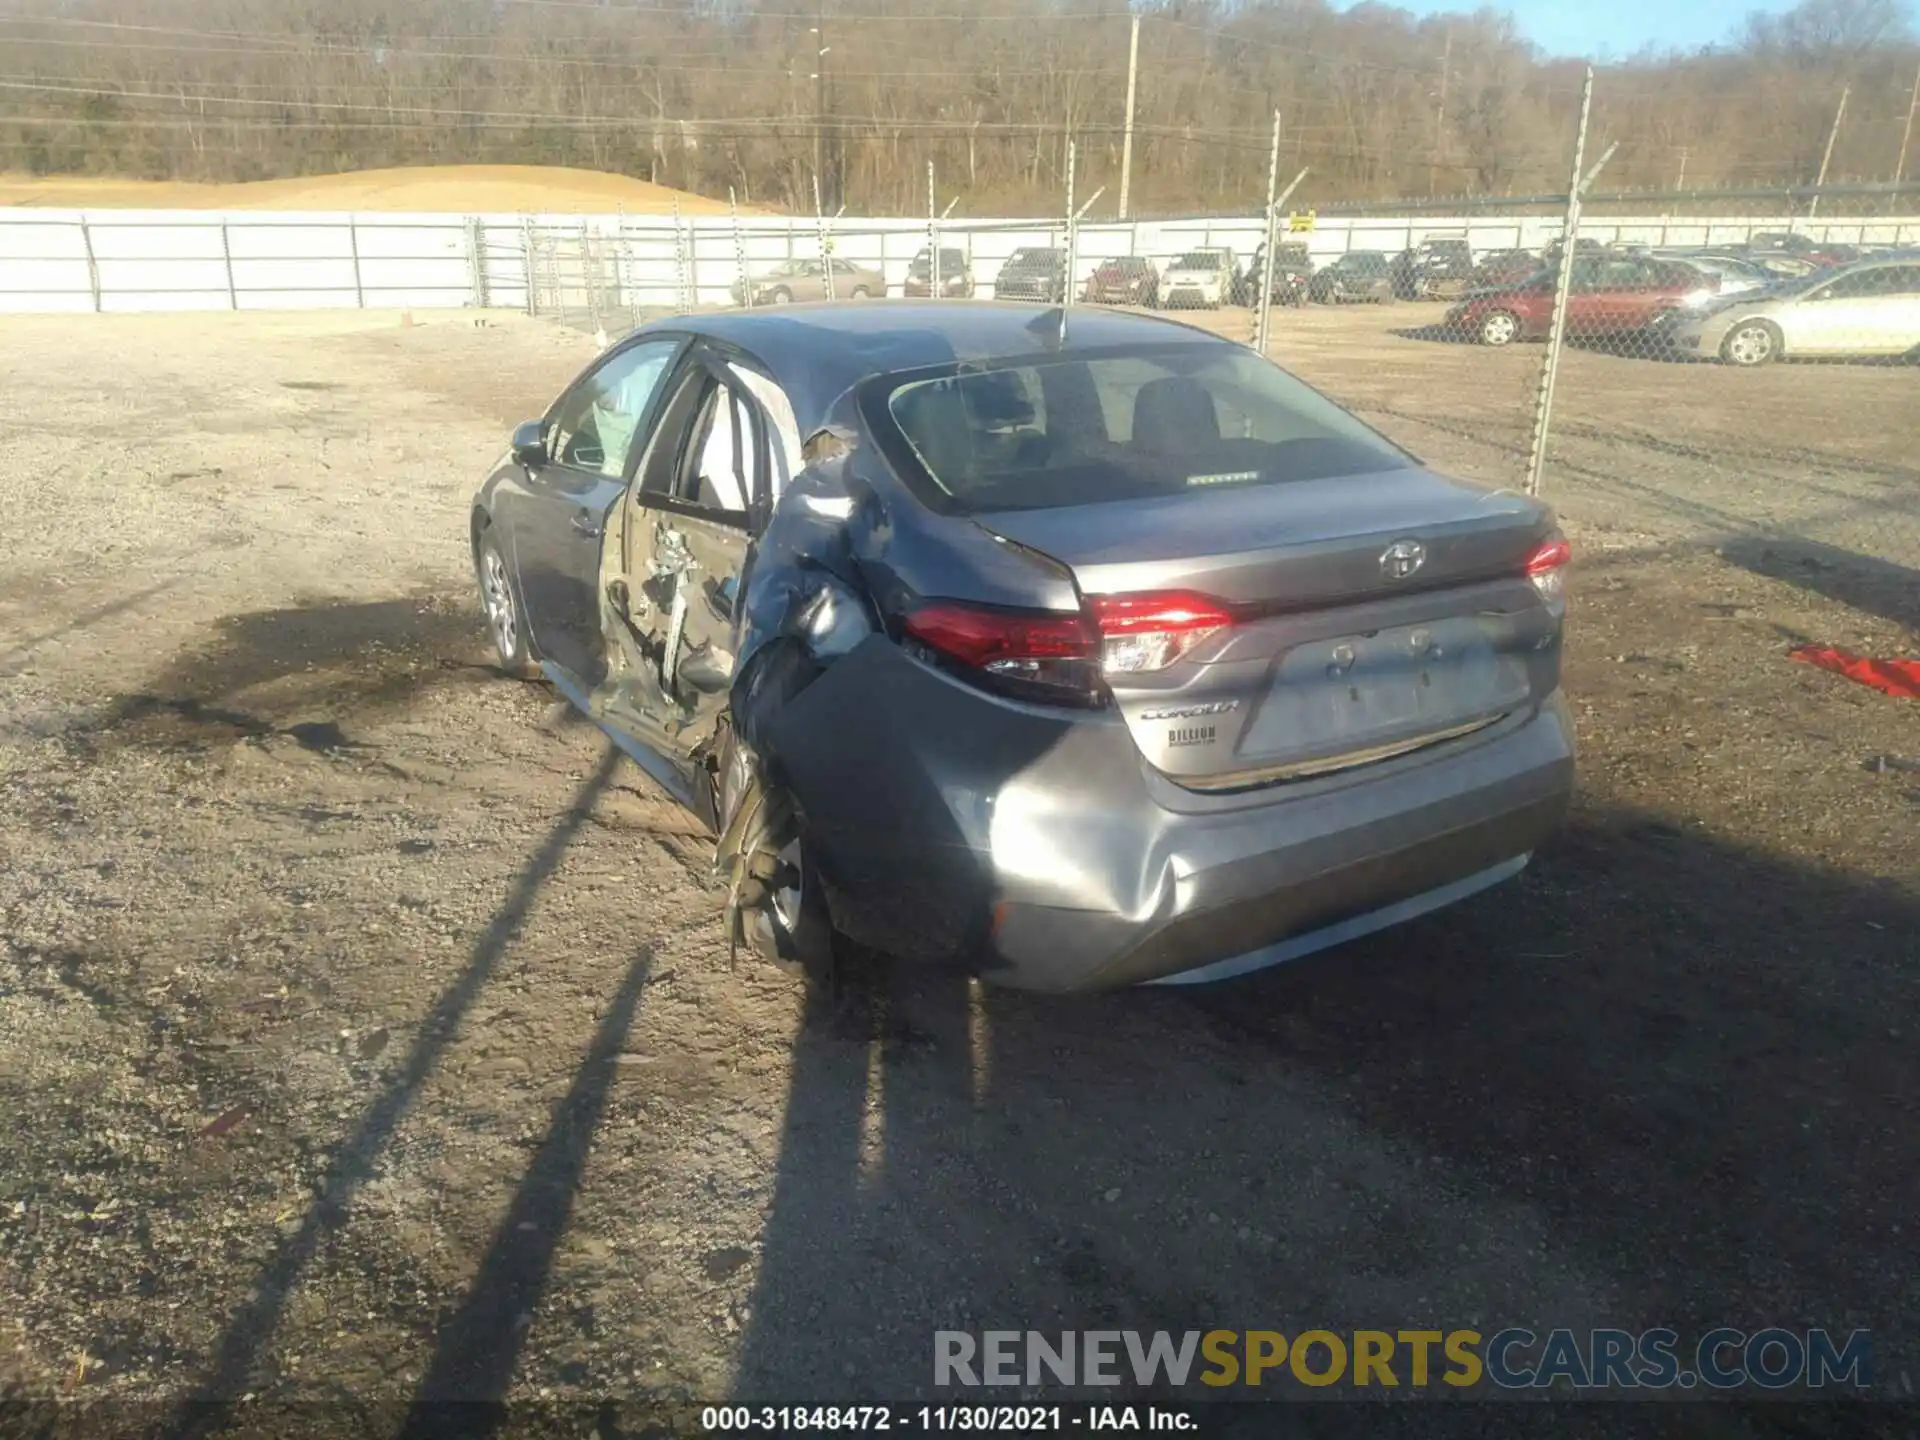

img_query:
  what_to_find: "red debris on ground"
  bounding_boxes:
[1789,645,1920,701]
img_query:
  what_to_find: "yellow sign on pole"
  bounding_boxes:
[1287,210,1316,233]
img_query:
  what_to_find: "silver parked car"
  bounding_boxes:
[731,257,887,305]
[1667,256,1920,365]
[469,304,1574,991]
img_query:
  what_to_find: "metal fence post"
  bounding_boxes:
[729,189,751,308]
[927,164,940,299]
[672,200,691,314]
[1524,66,1594,498]
[522,221,538,316]
[815,172,837,301]
[78,216,101,313]
[348,216,365,308]
[219,219,238,310]
[466,216,488,308]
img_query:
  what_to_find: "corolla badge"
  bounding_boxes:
[1380,538,1427,580]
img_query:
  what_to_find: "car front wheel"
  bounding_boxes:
[1478,309,1521,346]
[476,528,536,678]
[1721,320,1780,367]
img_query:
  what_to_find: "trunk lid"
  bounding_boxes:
[974,472,1561,787]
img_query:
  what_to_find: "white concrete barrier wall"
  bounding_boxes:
[0,209,1914,315]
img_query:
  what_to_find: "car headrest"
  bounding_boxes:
[1132,376,1219,453]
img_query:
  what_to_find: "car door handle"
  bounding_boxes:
[571,511,601,539]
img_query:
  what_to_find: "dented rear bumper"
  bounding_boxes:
[762,635,1575,992]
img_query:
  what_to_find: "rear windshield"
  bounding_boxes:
[1173,251,1224,268]
[1006,249,1061,266]
[875,345,1411,514]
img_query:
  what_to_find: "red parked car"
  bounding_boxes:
[1446,255,1720,346]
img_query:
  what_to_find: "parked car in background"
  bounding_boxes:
[1083,255,1160,307]
[1540,236,1608,268]
[1239,242,1314,306]
[1654,251,1773,295]
[993,247,1069,303]
[1308,251,1395,304]
[1746,232,1858,268]
[1695,244,1820,280]
[1642,254,1774,342]
[470,303,1574,990]
[1160,248,1238,309]
[731,257,887,305]
[1447,254,1718,345]
[1392,236,1477,299]
[1238,243,1310,306]
[1471,249,1541,289]
[1666,256,1920,366]
[903,247,974,298]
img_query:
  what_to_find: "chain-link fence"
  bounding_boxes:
[519,159,1919,645]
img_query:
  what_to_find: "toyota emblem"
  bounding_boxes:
[1380,538,1426,580]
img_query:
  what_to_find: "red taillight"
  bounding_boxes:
[1524,535,1571,603]
[901,601,1101,703]
[1088,590,1236,675]
[902,602,1093,668]
[899,589,1238,703]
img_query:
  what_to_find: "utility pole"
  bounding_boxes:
[1118,13,1141,220]
[1809,83,1848,218]
[1675,146,1688,191]
[1895,59,1920,188]
[811,7,831,211]
[1430,25,1451,196]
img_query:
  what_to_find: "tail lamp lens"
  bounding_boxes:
[900,589,1238,703]
[1525,535,1571,602]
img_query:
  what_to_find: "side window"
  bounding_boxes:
[1813,270,1877,301]
[1886,265,1920,295]
[673,379,762,519]
[549,340,678,478]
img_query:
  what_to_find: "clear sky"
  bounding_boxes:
[1343,0,1914,60]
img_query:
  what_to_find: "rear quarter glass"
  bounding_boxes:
[863,343,1418,517]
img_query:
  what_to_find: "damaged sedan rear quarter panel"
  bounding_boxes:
[490,302,1574,992]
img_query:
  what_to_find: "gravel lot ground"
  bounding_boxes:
[0,303,1914,1434]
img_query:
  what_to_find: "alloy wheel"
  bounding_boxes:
[481,544,517,661]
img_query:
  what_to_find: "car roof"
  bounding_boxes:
[639,301,1230,431]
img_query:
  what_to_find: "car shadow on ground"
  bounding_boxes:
[76,593,514,763]
[1389,323,1475,345]
[151,770,1916,1430]
[725,797,1916,1416]
[1719,537,1920,634]
[160,748,624,1440]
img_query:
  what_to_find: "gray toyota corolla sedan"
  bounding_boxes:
[470,303,1574,991]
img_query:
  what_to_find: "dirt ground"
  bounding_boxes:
[0,303,1916,1433]
[0,165,746,214]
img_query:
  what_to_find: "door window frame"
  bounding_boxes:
[542,333,691,482]
[632,345,773,532]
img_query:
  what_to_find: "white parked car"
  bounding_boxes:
[1667,256,1920,366]
[1160,248,1237,309]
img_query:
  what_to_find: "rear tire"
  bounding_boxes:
[1721,320,1780,367]
[1479,309,1521,346]
[718,729,835,982]
[769,286,793,305]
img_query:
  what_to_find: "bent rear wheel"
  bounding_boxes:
[719,733,835,981]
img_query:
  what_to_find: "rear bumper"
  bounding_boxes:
[764,637,1574,993]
